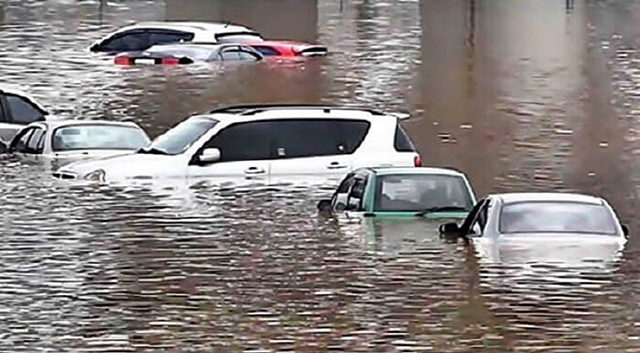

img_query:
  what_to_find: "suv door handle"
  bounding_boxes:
[327,162,347,170]
[245,166,266,175]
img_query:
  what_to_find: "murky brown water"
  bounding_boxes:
[0,0,639,351]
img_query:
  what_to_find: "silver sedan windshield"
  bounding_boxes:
[500,202,618,235]
[53,125,150,151]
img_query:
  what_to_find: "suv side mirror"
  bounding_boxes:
[622,224,629,237]
[198,148,221,164]
[439,222,460,235]
[317,199,332,213]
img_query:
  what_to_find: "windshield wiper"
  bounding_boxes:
[415,206,468,216]
[137,146,169,155]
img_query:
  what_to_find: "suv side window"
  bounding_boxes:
[202,121,272,162]
[346,176,368,211]
[270,120,370,159]
[147,30,194,47]
[100,31,149,52]
[394,123,416,152]
[6,94,45,124]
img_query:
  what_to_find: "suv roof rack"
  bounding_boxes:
[209,104,388,116]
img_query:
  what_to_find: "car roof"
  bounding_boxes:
[199,104,408,122]
[363,167,466,177]
[114,21,256,35]
[32,120,142,130]
[492,192,605,205]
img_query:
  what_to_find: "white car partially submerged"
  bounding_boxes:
[90,21,263,53]
[0,84,49,143]
[10,120,150,168]
[53,104,422,184]
[440,193,629,264]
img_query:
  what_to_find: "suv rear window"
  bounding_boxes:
[270,119,370,158]
[394,123,416,152]
[215,32,263,43]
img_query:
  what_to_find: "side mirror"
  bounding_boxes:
[439,222,460,235]
[317,199,332,212]
[198,148,221,164]
[622,224,629,237]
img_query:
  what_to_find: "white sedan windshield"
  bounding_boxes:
[53,125,150,151]
[500,202,618,235]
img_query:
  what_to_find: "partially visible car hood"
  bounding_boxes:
[57,153,186,181]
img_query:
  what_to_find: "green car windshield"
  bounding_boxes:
[373,174,473,213]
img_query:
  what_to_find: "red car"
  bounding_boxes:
[246,40,327,57]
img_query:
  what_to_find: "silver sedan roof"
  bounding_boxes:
[492,192,604,205]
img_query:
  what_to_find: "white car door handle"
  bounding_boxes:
[245,166,266,175]
[327,162,348,170]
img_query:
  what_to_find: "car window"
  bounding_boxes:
[11,128,34,153]
[252,46,280,56]
[237,50,261,61]
[374,174,473,212]
[270,119,370,159]
[394,123,416,152]
[148,118,218,155]
[500,202,618,235]
[52,125,150,151]
[100,31,149,52]
[215,32,264,43]
[220,49,241,61]
[148,31,194,47]
[26,128,45,154]
[346,177,367,211]
[459,199,486,235]
[0,96,6,123]
[471,201,489,235]
[6,94,45,124]
[202,121,272,162]
[332,173,355,211]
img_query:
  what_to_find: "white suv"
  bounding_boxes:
[54,105,422,183]
[89,21,263,53]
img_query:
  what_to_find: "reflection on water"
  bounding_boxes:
[0,0,639,351]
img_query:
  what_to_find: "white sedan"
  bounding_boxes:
[440,193,629,264]
[8,120,150,169]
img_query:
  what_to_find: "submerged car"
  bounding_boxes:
[0,85,49,143]
[53,104,421,183]
[114,43,263,65]
[10,120,150,168]
[439,193,629,263]
[247,40,328,57]
[318,167,476,219]
[90,21,263,53]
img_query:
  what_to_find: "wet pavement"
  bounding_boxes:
[0,0,639,351]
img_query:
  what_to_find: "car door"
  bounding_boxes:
[9,127,37,161]
[19,126,45,163]
[187,121,271,182]
[268,119,369,182]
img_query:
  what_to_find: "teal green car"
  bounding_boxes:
[318,167,476,219]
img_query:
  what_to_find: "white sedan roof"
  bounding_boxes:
[494,192,604,205]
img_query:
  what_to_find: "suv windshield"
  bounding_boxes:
[374,174,473,212]
[145,118,218,155]
[500,202,618,235]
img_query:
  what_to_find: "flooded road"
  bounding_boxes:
[0,0,639,351]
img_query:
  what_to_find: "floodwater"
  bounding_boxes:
[0,0,639,351]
